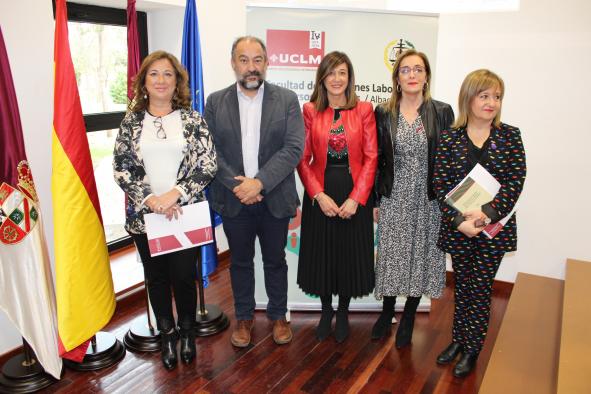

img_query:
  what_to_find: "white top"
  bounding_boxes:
[140,110,185,196]
[237,82,264,178]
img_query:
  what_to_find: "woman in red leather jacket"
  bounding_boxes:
[297,51,377,343]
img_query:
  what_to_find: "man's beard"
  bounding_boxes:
[238,71,264,90]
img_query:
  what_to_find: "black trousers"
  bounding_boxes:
[132,233,198,330]
[222,203,290,321]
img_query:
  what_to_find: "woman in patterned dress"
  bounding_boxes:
[433,69,526,377]
[113,51,217,370]
[297,51,377,343]
[372,50,454,348]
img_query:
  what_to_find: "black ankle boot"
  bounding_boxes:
[371,312,393,340]
[316,309,334,341]
[436,342,463,365]
[160,329,178,370]
[395,297,419,348]
[395,313,416,348]
[334,310,349,343]
[453,352,478,377]
[179,327,196,364]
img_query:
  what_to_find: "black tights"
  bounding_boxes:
[320,295,351,312]
[132,233,198,331]
[382,295,421,315]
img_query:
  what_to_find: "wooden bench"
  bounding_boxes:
[557,259,591,394]
[480,272,563,394]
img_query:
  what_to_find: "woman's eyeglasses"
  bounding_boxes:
[399,66,425,75]
[153,117,167,139]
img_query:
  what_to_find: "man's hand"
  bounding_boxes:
[233,176,264,204]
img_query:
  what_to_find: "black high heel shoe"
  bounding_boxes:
[179,328,196,364]
[316,309,334,341]
[160,329,178,370]
[334,310,349,343]
[453,353,478,378]
[436,342,463,365]
[371,312,393,340]
[395,313,415,348]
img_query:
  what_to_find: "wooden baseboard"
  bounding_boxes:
[0,345,23,367]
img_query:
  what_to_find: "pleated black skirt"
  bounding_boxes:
[297,163,375,298]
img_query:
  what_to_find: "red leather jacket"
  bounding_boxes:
[297,101,377,205]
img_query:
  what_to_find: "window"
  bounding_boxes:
[54,1,148,252]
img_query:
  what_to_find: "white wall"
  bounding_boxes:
[434,0,591,281]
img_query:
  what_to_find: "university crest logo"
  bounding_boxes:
[0,161,39,245]
[383,39,416,72]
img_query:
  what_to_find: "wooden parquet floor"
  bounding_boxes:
[38,260,511,394]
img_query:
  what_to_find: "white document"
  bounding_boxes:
[144,201,213,257]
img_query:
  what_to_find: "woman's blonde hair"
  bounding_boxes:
[453,69,504,128]
[310,51,358,112]
[130,50,191,113]
[385,49,432,114]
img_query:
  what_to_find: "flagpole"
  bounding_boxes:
[0,338,58,393]
[120,0,162,354]
[194,247,229,336]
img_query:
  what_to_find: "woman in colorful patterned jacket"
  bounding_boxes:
[433,69,526,378]
[113,50,216,370]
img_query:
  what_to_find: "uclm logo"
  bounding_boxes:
[266,29,325,69]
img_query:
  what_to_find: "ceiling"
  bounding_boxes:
[70,0,519,14]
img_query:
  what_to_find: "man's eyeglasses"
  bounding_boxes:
[153,117,167,139]
[399,66,425,75]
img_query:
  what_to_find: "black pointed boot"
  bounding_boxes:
[395,296,420,348]
[179,322,196,364]
[371,296,396,340]
[159,320,178,370]
[316,295,334,341]
[334,296,351,343]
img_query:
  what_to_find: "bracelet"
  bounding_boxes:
[312,192,321,206]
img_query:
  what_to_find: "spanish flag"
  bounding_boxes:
[52,0,116,361]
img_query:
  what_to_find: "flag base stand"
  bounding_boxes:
[194,246,229,337]
[63,332,125,371]
[123,316,161,352]
[194,304,229,336]
[0,353,57,394]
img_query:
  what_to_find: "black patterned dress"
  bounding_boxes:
[374,115,446,299]
[297,109,375,298]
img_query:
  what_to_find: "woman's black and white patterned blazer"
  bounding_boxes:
[113,108,217,234]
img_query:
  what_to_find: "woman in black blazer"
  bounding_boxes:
[432,69,526,377]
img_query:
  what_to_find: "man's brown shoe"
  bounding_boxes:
[273,319,293,345]
[231,320,253,348]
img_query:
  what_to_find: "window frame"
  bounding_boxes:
[53,1,149,252]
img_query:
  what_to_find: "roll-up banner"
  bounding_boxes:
[247,7,439,312]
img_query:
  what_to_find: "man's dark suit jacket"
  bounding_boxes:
[204,82,304,219]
